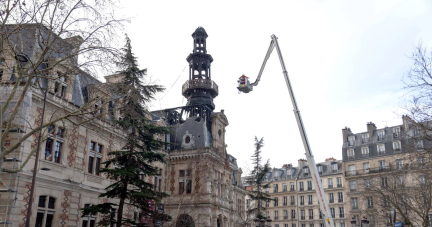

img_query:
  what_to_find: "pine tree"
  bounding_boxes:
[81,35,171,226]
[247,137,274,220]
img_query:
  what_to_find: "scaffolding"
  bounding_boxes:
[0,84,33,226]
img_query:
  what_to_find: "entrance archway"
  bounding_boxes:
[175,214,195,227]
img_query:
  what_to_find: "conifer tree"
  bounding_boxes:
[82,35,171,226]
[247,137,274,219]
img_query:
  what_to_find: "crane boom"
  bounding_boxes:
[238,35,335,227]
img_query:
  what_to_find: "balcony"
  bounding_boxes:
[347,155,355,160]
[362,138,369,144]
[345,166,391,177]
[307,187,312,191]
[350,188,356,192]
[328,185,333,189]
[309,216,314,220]
[329,199,334,203]
[338,199,343,203]
[274,216,279,220]
[182,79,218,97]
[337,184,342,188]
[290,202,295,206]
[340,214,345,218]
[299,188,304,191]
[283,216,288,220]
[377,136,385,141]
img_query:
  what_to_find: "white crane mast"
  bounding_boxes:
[238,35,335,227]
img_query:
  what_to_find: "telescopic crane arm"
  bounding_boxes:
[238,35,335,227]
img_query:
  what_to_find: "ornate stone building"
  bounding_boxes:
[0,25,245,227]
[152,27,246,227]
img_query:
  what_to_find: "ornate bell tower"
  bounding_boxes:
[182,27,218,110]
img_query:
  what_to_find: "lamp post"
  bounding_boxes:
[361,217,370,227]
[350,217,357,227]
[15,53,48,227]
[254,217,272,227]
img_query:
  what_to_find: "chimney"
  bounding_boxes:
[325,157,336,162]
[64,35,84,64]
[298,159,307,169]
[342,127,351,143]
[367,122,376,137]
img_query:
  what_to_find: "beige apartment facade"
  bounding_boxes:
[246,158,349,227]
[341,118,432,227]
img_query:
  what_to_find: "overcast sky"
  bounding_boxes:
[117,0,432,172]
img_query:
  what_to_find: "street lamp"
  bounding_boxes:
[254,217,272,227]
[361,217,370,227]
[350,217,357,227]
[15,53,48,227]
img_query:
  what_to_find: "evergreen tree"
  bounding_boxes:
[82,35,171,226]
[247,137,274,219]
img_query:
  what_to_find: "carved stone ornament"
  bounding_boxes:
[182,130,195,149]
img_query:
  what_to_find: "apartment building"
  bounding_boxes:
[341,117,431,226]
[246,158,348,227]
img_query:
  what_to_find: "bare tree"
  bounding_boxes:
[0,0,124,170]
[354,152,432,227]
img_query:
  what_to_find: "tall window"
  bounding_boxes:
[381,177,388,188]
[393,127,401,137]
[274,183,278,193]
[338,192,343,202]
[283,210,288,219]
[361,133,369,143]
[299,182,304,191]
[36,196,56,227]
[82,204,96,227]
[377,144,385,155]
[348,136,355,146]
[308,209,314,219]
[330,208,335,218]
[290,182,295,191]
[44,125,64,164]
[300,196,304,205]
[53,72,68,98]
[364,179,371,189]
[363,162,370,171]
[283,196,287,206]
[379,160,386,170]
[332,163,338,172]
[307,181,312,190]
[274,197,278,207]
[329,193,334,203]
[88,142,103,175]
[351,198,358,210]
[291,210,296,219]
[300,210,305,220]
[348,165,356,175]
[178,169,192,194]
[290,195,295,205]
[347,149,354,159]
[395,159,403,170]
[328,178,333,188]
[393,141,401,151]
[337,177,342,187]
[339,207,345,218]
[274,211,279,220]
[282,183,287,192]
[308,195,313,205]
[367,197,373,208]
[377,130,385,141]
[350,181,357,192]
[361,147,369,156]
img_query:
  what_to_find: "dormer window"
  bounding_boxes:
[377,130,385,141]
[331,163,338,172]
[54,72,67,98]
[303,167,309,176]
[348,136,355,146]
[393,127,400,138]
[317,165,323,174]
